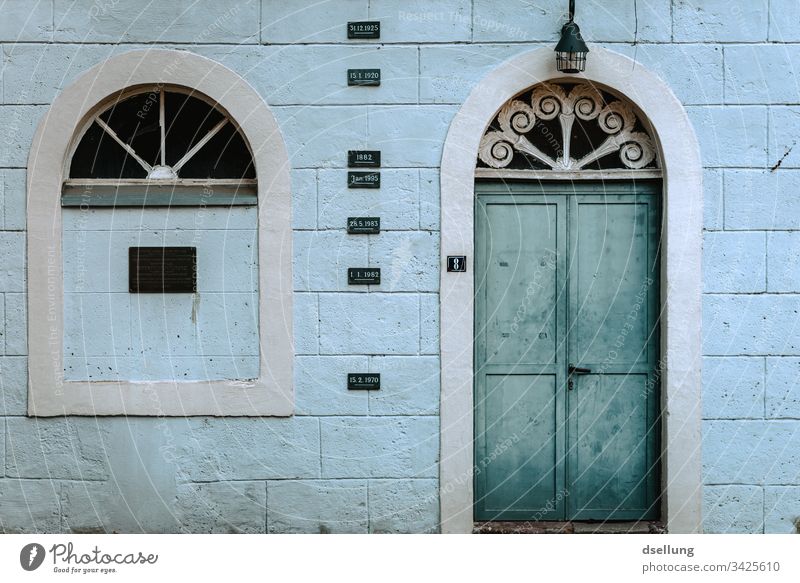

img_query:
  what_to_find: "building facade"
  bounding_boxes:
[0,0,798,534]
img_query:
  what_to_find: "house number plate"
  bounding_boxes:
[447,256,467,272]
[348,171,380,188]
[347,217,380,234]
[347,21,380,39]
[348,268,381,285]
[347,68,381,86]
[348,373,380,390]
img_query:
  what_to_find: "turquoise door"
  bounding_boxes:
[474,181,661,522]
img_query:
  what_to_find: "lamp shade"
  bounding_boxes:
[555,21,589,73]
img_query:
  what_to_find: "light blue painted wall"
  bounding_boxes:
[0,0,797,534]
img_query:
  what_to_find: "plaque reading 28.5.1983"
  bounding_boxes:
[129,247,197,293]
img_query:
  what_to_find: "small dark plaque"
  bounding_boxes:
[348,373,381,390]
[348,171,381,188]
[129,247,197,293]
[347,217,381,234]
[447,255,467,273]
[347,21,380,39]
[348,68,381,86]
[347,150,381,168]
[348,268,381,285]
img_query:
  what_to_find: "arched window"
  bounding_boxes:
[27,50,292,417]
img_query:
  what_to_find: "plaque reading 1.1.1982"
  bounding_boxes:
[129,247,197,293]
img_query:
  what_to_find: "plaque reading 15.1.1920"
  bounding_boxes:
[129,247,197,293]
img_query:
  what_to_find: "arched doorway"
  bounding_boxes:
[439,47,703,533]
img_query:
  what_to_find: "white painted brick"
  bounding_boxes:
[703,231,765,293]
[294,293,319,355]
[368,356,439,415]
[0,0,53,42]
[768,107,800,169]
[175,481,266,533]
[64,292,131,358]
[703,485,763,533]
[768,232,800,292]
[369,478,438,533]
[367,105,457,168]
[0,294,4,353]
[0,479,61,533]
[319,293,419,354]
[703,295,800,356]
[62,206,257,231]
[0,233,24,292]
[5,417,109,480]
[764,486,800,533]
[267,480,368,533]
[292,169,317,230]
[4,293,27,355]
[0,356,26,415]
[611,43,724,106]
[419,169,440,230]
[295,355,369,415]
[770,0,800,42]
[420,293,439,355]
[0,106,46,166]
[704,169,723,230]
[673,0,768,42]
[274,105,367,168]
[473,0,670,43]
[372,0,471,42]
[318,169,419,230]
[2,170,25,230]
[2,44,118,104]
[175,417,321,481]
[261,0,368,44]
[725,45,800,105]
[54,0,260,43]
[686,106,768,168]
[370,231,439,292]
[702,357,764,419]
[724,170,800,230]
[320,416,438,478]
[766,358,800,419]
[703,420,800,484]
[65,355,259,382]
[294,230,368,292]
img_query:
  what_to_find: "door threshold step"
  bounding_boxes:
[473,521,666,534]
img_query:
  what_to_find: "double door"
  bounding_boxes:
[474,181,661,521]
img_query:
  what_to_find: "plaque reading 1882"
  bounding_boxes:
[129,247,197,293]
[347,150,381,167]
[347,21,380,39]
[348,171,381,188]
[347,69,381,86]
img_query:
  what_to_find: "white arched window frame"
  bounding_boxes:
[27,50,293,416]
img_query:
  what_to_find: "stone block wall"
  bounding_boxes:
[0,0,797,533]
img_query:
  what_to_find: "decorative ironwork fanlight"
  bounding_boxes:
[478,82,658,171]
[555,0,589,73]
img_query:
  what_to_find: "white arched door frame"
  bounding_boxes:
[27,49,293,416]
[439,47,703,533]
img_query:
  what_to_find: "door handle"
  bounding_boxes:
[568,364,592,375]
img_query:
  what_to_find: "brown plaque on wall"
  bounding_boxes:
[129,247,197,293]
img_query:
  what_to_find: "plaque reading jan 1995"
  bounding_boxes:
[347,68,381,86]
[348,373,381,390]
[348,268,381,285]
[347,21,380,39]
[129,247,197,293]
[347,217,381,234]
[347,150,381,168]
[348,171,380,188]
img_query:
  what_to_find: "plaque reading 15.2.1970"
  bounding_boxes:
[129,247,197,293]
